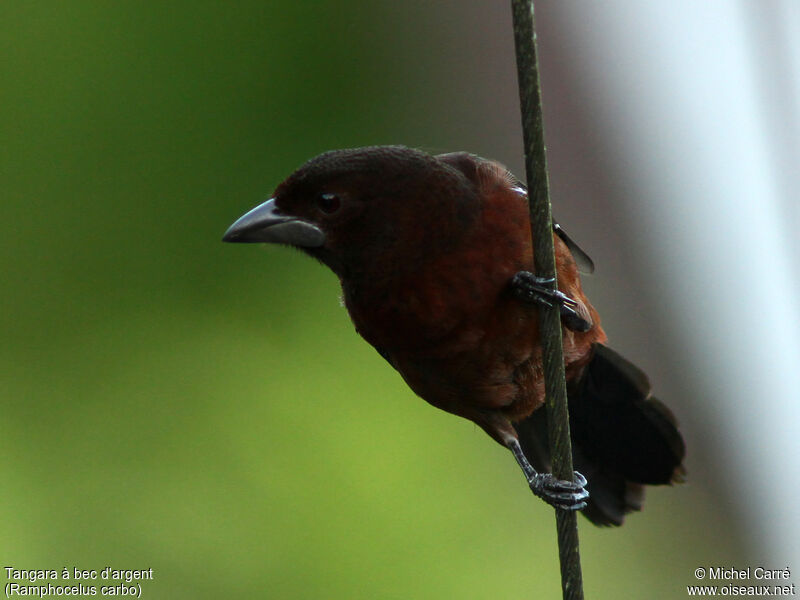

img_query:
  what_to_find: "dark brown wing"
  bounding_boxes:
[553,221,595,274]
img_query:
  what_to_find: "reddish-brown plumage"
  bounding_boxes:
[224,145,685,526]
[340,154,606,446]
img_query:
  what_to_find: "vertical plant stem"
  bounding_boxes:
[510,1,585,599]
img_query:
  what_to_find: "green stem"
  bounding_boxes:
[510,1,585,599]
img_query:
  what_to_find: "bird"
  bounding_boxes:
[223,145,685,526]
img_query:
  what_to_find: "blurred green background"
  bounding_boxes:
[1,2,748,599]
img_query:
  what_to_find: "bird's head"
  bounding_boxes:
[223,146,481,280]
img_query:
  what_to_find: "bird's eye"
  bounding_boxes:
[316,193,341,214]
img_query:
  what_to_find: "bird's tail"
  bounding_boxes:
[514,343,686,526]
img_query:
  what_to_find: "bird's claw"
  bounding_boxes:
[510,271,592,332]
[510,272,564,307]
[529,471,589,511]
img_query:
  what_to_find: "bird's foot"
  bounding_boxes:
[510,271,592,332]
[510,272,565,307]
[529,471,589,511]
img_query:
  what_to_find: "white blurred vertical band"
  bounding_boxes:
[554,0,800,565]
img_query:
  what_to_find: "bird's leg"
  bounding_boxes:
[510,271,592,332]
[508,438,589,511]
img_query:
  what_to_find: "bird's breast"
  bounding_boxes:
[341,186,602,422]
[342,230,543,417]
